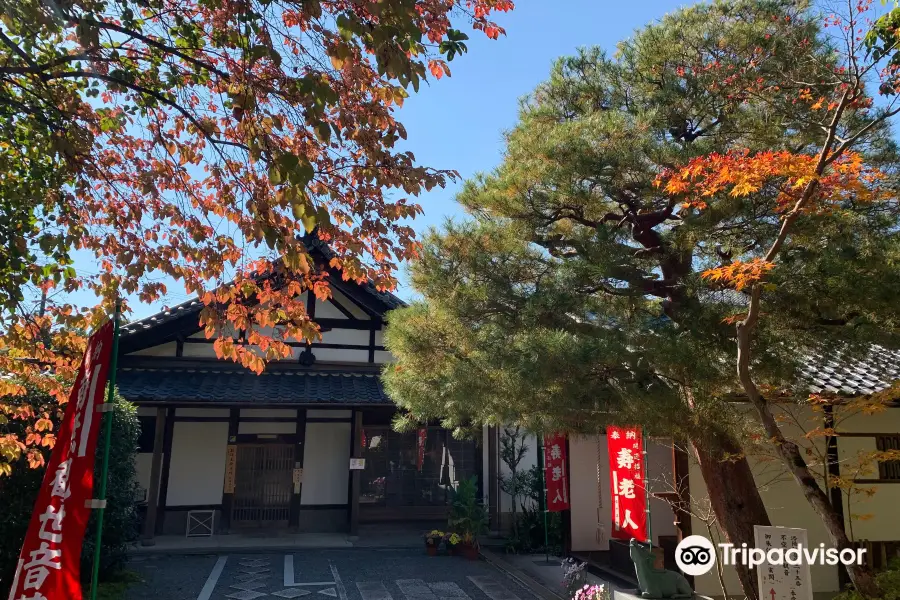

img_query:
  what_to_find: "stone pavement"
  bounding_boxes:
[125,548,538,600]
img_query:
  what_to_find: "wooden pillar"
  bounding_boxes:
[487,426,500,535]
[155,407,175,535]
[289,409,307,531]
[220,408,240,533]
[824,405,850,590]
[349,409,363,537]
[140,407,167,546]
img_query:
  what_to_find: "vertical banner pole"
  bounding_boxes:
[537,433,549,563]
[89,299,121,600]
[643,430,652,548]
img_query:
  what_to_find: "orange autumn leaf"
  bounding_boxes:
[702,258,775,291]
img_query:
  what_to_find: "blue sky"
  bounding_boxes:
[389,0,685,299]
[71,1,686,320]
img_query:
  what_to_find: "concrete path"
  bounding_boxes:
[126,548,537,600]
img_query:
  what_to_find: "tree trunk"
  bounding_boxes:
[693,436,771,600]
[735,322,879,597]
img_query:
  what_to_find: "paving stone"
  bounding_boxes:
[272,590,312,599]
[224,591,267,600]
[230,582,266,592]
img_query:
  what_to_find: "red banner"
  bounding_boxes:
[8,322,114,600]
[543,433,569,512]
[607,425,648,542]
[416,428,426,472]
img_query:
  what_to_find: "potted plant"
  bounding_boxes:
[448,476,488,560]
[444,532,461,555]
[424,530,444,556]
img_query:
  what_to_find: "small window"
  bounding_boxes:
[876,436,900,480]
[137,416,157,453]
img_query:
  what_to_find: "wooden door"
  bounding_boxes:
[231,444,293,527]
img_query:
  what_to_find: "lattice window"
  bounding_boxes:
[876,436,900,480]
[359,426,478,507]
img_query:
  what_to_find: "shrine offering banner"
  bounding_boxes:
[543,433,570,512]
[416,428,426,472]
[8,321,114,600]
[607,425,648,542]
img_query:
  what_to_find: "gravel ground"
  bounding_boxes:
[125,548,535,600]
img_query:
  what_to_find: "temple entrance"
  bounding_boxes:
[231,443,294,527]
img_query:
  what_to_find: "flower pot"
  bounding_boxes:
[426,545,438,556]
[458,543,479,560]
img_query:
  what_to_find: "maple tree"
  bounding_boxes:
[383,1,900,597]
[0,0,513,474]
[655,3,900,594]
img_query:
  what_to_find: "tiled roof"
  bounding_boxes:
[117,367,392,405]
[800,346,900,396]
[302,233,407,310]
[119,236,405,337]
[120,298,203,336]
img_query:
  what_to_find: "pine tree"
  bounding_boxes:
[384,1,900,597]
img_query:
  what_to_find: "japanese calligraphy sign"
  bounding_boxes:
[8,321,114,600]
[543,433,569,512]
[753,526,813,600]
[607,425,648,542]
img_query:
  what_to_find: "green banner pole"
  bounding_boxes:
[643,430,652,548]
[537,434,549,563]
[90,299,121,600]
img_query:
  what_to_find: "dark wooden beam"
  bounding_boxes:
[487,426,500,535]
[349,409,363,537]
[368,327,376,363]
[825,406,849,590]
[220,408,240,533]
[290,409,307,530]
[155,407,175,535]
[140,407,167,546]
[327,295,358,319]
[307,290,317,319]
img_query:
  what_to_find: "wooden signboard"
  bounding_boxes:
[224,445,237,494]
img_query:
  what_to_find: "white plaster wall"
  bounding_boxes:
[240,409,296,418]
[330,289,370,319]
[308,348,370,363]
[689,404,844,597]
[135,453,157,500]
[165,421,229,506]
[314,300,350,319]
[497,431,539,515]
[308,409,352,418]
[570,434,609,551]
[181,342,218,358]
[176,408,230,417]
[568,434,677,552]
[320,328,370,345]
[238,422,297,435]
[373,350,393,364]
[301,422,351,505]
[128,341,177,356]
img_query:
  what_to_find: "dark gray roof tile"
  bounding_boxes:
[117,367,392,405]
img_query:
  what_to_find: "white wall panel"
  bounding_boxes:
[165,421,229,506]
[301,422,351,505]
[128,341,177,357]
[238,422,296,434]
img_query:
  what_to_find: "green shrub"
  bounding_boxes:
[81,397,141,580]
[0,391,140,596]
[833,559,900,600]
